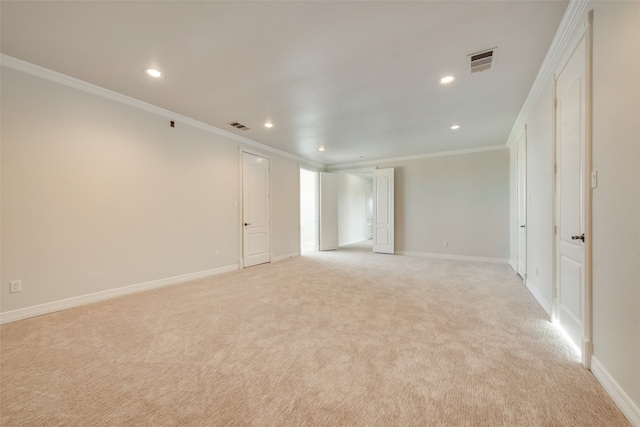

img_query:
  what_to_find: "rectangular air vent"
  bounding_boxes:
[469,48,497,73]
[229,121,250,131]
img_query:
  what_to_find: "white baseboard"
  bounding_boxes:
[0,265,239,325]
[271,252,299,263]
[397,251,509,264]
[591,356,640,427]
[525,279,552,317]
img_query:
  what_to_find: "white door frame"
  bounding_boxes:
[552,10,593,368]
[239,147,270,269]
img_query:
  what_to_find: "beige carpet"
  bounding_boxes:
[1,243,629,426]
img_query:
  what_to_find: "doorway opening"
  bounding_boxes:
[300,168,318,254]
[334,170,374,248]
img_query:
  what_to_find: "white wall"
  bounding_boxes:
[385,149,509,260]
[337,173,369,246]
[299,168,318,250]
[1,64,302,315]
[333,148,510,260]
[507,1,640,421]
[269,154,300,260]
[589,0,640,416]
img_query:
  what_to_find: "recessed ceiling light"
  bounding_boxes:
[439,75,455,84]
[145,68,163,78]
[264,122,273,128]
[318,146,325,152]
[451,125,460,130]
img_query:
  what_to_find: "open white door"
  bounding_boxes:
[300,168,318,253]
[366,183,373,240]
[517,130,527,281]
[555,34,589,361]
[373,168,394,254]
[319,172,338,251]
[242,151,270,268]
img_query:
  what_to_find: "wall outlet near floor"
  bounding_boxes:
[214,251,220,258]
[10,280,22,293]
[443,241,448,247]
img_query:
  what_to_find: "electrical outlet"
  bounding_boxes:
[443,241,448,247]
[10,280,22,293]
[214,251,220,258]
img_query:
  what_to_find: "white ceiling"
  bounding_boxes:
[1,1,568,166]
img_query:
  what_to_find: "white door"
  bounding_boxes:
[373,168,394,254]
[319,172,338,251]
[299,168,318,253]
[555,36,587,356]
[366,183,373,240]
[517,131,527,280]
[242,151,270,268]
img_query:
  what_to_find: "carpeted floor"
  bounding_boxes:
[0,243,630,426]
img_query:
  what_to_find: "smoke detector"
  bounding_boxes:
[468,48,497,73]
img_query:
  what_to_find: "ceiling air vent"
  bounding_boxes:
[229,121,250,131]
[468,48,497,73]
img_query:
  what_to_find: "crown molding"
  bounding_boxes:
[0,54,323,170]
[506,0,590,147]
[327,145,507,170]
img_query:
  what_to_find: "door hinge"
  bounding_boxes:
[554,163,557,173]
[554,225,557,235]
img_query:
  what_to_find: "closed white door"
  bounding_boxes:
[517,131,527,280]
[555,36,587,355]
[319,172,338,251]
[373,168,394,254]
[242,152,270,268]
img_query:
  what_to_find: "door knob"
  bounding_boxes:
[520,225,526,228]
[571,233,585,242]
[244,222,251,226]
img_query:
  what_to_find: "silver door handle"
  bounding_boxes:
[571,233,585,242]
[244,222,251,226]
[520,225,526,228]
